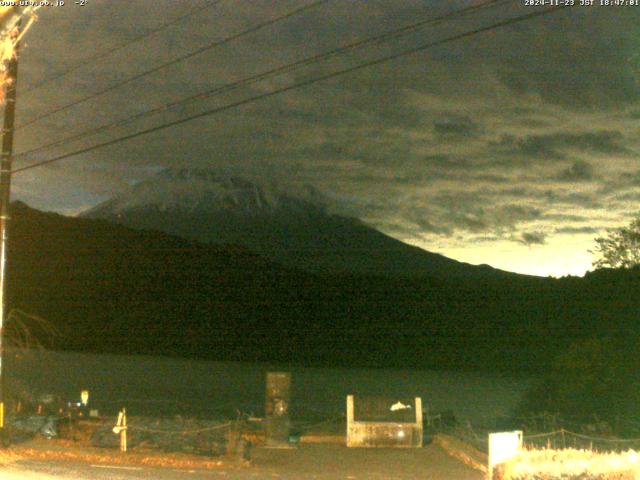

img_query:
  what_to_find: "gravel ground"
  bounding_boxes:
[2,443,483,479]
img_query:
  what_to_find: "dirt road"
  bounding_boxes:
[4,443,483,479]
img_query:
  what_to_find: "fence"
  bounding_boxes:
[446,413,640,455]
[91,412,233,454]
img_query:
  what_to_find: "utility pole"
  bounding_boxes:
[0,18,21,445]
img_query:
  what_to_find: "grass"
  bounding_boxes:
[501,447,640,479]
[9,437,234,470]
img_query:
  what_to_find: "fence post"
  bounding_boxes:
[265,372,291,447]
[346,395,354,448]
[113,408,127,453]
[121,408,127,453]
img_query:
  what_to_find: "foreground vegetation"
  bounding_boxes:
[518,334,640,429]
[7,202,640,377]
[501,448,640,480]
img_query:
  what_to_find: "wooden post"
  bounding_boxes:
[113,408,127,453]
[0,19,20,446]
[415,397,423,448]
[265,372,290,447]
[120,408,127,453]
[346,395,354,447]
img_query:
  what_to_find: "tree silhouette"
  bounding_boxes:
[592,216,640,269]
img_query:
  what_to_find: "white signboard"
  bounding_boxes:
[488,431,522,479]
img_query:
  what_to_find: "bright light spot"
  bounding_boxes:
[0,6,40,104]
[489,431,522,467]
[419,233,597,277]
[390,401,410,411]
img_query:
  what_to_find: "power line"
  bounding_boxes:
[15,0,508,159]
[12,5,571,175]
[16,0,330,131]
[21,0,223,95]
[14,4,568,173]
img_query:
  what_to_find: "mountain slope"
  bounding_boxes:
[7,202,640,373]
[83,168,509,278]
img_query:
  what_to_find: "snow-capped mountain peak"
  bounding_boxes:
[87,167,328,217]
[82,166,504,278]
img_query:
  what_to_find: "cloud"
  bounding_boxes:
[491,134,566,161]
[556,161,595,182]
[489,7,640,108]
[543,213,589,223]
[618,170,640,187]
[490,131,628,162]
[423,154,470,168]
[410,217,452,236]
[555,226,599,235]
[9,0,640,277]
[397,192,545,239]
[497,205,543,227]
[516,231,547,246]
[433,116,479,140]
[468,234,500,244]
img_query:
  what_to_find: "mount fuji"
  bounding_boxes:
[82,167,506,278]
